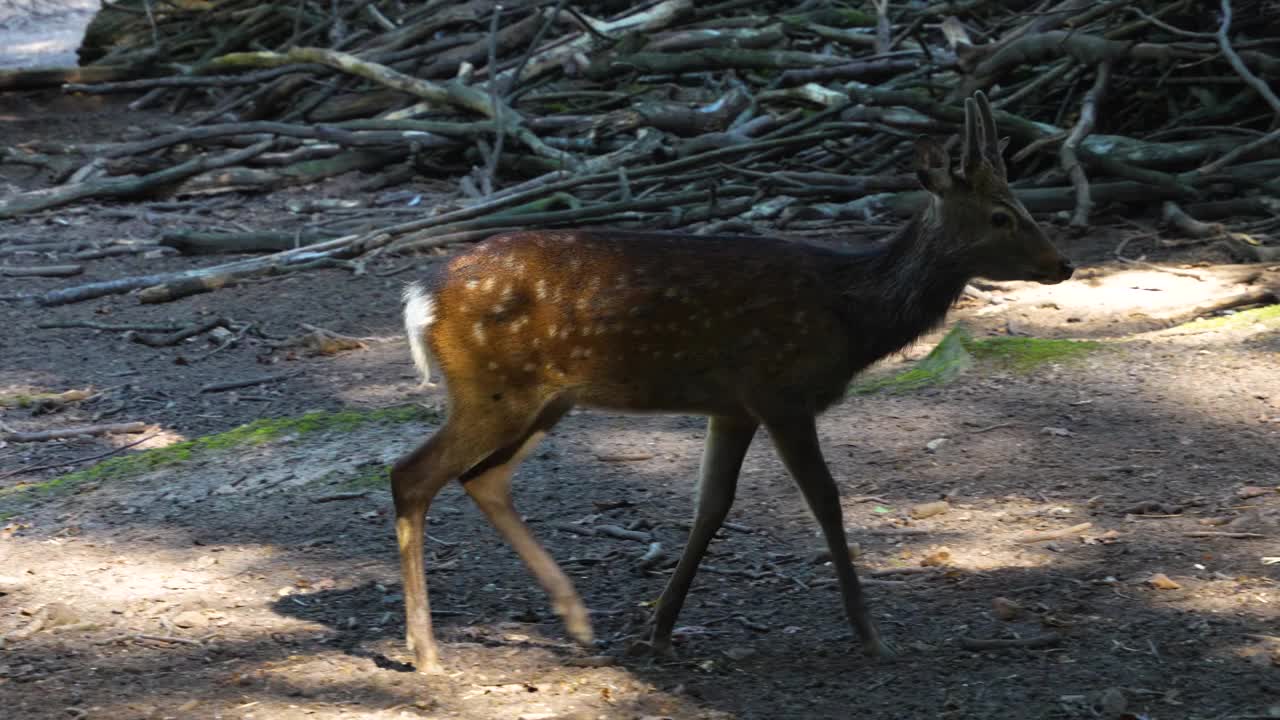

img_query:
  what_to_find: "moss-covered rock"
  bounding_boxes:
[850,326,1103,395]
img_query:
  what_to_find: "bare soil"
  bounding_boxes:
[3,90,1280,720]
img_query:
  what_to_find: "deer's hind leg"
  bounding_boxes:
[457,395,592,646]
[392,390,558,673]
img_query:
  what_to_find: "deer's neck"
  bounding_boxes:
[841,201,971,359]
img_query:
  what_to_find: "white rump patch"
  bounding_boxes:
[402,282,436,386]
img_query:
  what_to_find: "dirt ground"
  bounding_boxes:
[3,43,1280,720]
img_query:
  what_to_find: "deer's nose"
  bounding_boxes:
[1058,258,1075,280]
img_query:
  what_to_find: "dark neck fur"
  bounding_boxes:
[837,200,972,364]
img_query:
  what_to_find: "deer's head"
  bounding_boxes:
[914,91,1073,285]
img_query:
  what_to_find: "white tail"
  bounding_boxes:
[401,282,435,386]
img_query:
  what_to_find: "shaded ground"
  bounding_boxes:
[3,90,1280,720]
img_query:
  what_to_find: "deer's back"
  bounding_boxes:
[421,230,860,415]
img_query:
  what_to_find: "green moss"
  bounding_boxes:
[850,327,972,395]
[967,336,1103,372]
[337,464,391,490]
[851,327,1103,395]
[1169,303,1280,333]
[0,405,436,511]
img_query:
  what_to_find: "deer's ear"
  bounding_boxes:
[914,135,952,195]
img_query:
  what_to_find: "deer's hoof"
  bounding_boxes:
[559,602,594,647]
[863,636,899,659]
[415,653,445,675]
[627,636,675,660]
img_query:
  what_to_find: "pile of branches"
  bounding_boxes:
[2,0,1279,306]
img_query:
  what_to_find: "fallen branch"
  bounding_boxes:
[595,524,652,543]
[1182,531,1268,539]
[1015,522,1093,543]
[0,433,159,481]
[1061,62,1110,228]
[130,317,231,347]
[3,422,148,443]
[0,141,273,219]
[0,265,84,277]
[960,633,1062,651]
[197,371,300,394]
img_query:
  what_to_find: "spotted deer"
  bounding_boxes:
[391,91,1073,673]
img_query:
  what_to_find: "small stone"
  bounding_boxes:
[212,483,239,496]
[172,610,208,629]
[723,646,757,661]
[925,437,950,453]
[43,602,80,627]
[1237,485,1274,499]
[991,596,1021,621]
[920,547,951,567]
[911,501,950,519]
[1098,687,1127,716]
[1040,426,1072,437]
[1147,573,1181,590]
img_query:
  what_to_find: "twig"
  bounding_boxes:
[1182,531,1268,539]
[197,371,300,394]
[1060,62,1110,228]
[0,433,159,481]
[36,320,183,333]
[4,422,148,443]
[481,3,507,197]
[638,542,665,569]
[0,265,84,277]
[131,317,231,347]
[969,422,1017,434]
[595,524,652,543]
[1015,522,1093,543]
[960,633,1061,651]
[1216,0,1280,116]
[311,491,371,502]
[1197,127,1280,175]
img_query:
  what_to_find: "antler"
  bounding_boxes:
[974,91,1007,178]
[961,96,980,174]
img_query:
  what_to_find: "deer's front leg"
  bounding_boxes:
[763,412,896,658]
[642,415,757,657]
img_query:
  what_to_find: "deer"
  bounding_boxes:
[391,90,1073,673]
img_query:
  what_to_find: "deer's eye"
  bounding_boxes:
[990,211,1012,228]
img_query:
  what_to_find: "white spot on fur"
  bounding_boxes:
[482,277,495,292]
[535,279,548,300]
[473,322,486,343]
[548,323,558,338]
[465,279,479,291]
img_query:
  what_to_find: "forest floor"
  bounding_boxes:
[3,55,1280,720]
